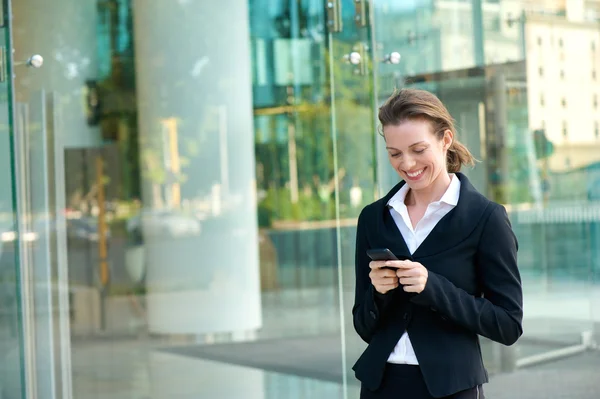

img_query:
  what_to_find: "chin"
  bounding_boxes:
[405,179,430,190]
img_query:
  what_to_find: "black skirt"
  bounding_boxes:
[359,364,484,399]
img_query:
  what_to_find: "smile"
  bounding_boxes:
[406,169,425,178]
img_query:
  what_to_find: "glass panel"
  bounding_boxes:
[13,0,348,398]
[13,0,599,398]
[0,1,25,398]
[371,1,600,398]
[327,1,380,397]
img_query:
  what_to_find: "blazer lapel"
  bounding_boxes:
[412,173,490,258]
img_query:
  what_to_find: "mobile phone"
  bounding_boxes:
[366,248,399,261]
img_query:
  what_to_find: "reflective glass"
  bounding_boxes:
[372,1,600,397]
[0,3,25,398]
[7,0,600,398]
[13,0,349,397]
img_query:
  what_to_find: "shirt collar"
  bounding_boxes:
[387,173,460,208]
[440,174,460,206]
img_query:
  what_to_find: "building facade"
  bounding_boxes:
[0,0,599,398]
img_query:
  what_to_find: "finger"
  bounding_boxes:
[382,260,409,269]
[396,269,420,278]
[373,276,399,286]
[399,277,422,286]
[378,281,399,288]
[386,260,417,269]
[373,281,400,289]
[381,269,399,278]
[369,261,389,269]
[370,269,397,280]
[377,282,399,291]
[403,284,418,292]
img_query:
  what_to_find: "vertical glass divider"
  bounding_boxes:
[328,32,348,399]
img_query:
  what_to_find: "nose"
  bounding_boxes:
[400,154,416,170]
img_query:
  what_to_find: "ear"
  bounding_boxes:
[442,129,454,151]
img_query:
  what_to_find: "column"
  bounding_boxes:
[132,0,262,335]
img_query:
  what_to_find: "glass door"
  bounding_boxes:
[326,1,379,396]
[8,0,355,398]
[367,1,600,398]
[368,0,519,378]
[2,0,73,398]
[0,1,25,398]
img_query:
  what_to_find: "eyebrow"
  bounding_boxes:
[386,141,427,150]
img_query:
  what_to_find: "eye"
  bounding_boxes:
[413,149,425,154]
[390,152,401,158]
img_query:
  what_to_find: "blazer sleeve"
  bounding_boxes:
[352,207,395,343]
[411,204,523,346]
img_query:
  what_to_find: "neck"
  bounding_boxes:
[406,172,453,207]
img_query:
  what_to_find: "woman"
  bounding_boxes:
[352,89,523,399]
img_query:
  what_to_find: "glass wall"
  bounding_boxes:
[11,0,352,398]
[0,4,25,398]
[369,1,600,398]
[4,0,600,398]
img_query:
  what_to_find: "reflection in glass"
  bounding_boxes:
[6,0,600,398]
[371,1,600,395]
[10,0,359,397]
[0,76,24,399]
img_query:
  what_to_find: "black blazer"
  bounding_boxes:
[352,173,523,398]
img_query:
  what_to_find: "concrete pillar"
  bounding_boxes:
[132,0,262,335]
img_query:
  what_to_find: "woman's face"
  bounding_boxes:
[383,118,453,192]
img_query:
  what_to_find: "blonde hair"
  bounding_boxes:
[378,88,475,173]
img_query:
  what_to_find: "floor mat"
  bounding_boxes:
[162,334,360,384]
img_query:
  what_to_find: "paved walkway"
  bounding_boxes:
[63,279,600,399]
[485,351,600,399]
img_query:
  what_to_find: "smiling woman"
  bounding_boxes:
[352,88,523,399]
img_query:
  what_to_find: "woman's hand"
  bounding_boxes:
[385,260,429,294]
[369,261,400,294]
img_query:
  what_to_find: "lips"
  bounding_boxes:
[405,167,426,180]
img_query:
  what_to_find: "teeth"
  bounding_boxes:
[407,169,424,178]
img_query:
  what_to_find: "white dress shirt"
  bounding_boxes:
[385,174,461,364]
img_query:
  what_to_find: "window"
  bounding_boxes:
[537,37,542,46]
[560,69,565,79]
[562,97,567,108]
[559,38,564,48]
[540,94,545,107]
[593,70,597,80]
[539,67,544,77]
[595,94,598,109]
[562,121,568,137]
[595,122,599,139]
